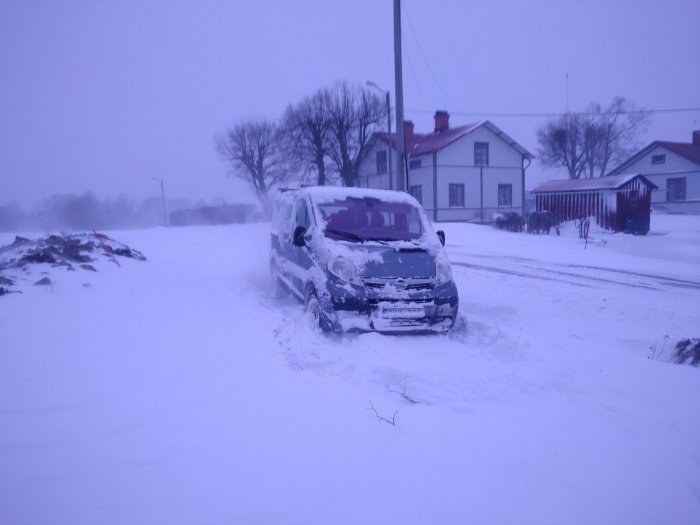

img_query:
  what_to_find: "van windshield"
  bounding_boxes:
[316,196,424,242]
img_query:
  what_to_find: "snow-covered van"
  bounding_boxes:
[270,186,459,333]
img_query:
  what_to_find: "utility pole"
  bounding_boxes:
[479,165,484,223]
[393,0,405,192]
[152,177,167,227]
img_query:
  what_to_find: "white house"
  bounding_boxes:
[358,111,534,222]
[607,131,700,214]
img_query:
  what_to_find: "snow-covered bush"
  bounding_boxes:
[493,212,524,232]
[526,211,559,235]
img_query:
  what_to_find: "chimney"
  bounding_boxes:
[404,120,414,144]
[434,110,449,133]
[693,130,700,146]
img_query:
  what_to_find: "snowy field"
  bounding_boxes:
[1,214,699,525]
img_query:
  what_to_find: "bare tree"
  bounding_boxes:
[281,89,332,186]
[590,97,650,177]
[537,97,650,179]
[325,81,384,187]
[215,118,285,213]
[537,112,589,180]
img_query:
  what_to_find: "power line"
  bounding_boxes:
[401,29,431,109]
[402,1,456,109]
[406,107,700,118]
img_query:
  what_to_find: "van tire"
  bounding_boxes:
[306,291,335,332]
[305,291,322,329]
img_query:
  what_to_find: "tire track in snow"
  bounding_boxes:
[451,254,700,292]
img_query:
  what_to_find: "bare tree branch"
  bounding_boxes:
[368,400,397,426]
[281,89,333,186]
[214,118,286,215]
[537,97,650,179]
[326,81,384,187]
[387,381,419,404]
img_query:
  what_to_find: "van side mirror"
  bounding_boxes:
[293,226,307,247]
[436,230,445,246]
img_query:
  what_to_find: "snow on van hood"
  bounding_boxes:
[307,231,442,280]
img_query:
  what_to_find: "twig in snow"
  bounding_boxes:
[387,381,419,404]
[648,334,670,360]
[369,400,397,426]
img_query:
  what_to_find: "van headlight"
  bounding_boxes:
[435,255,454,286]
[328,257,363,286]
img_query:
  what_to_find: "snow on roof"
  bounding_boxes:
[300,185,420,205]
[656,141,700,165]
[532,173,658,193]
[608,139,700,174]
[376,120,534,159]
[411,123,480,156]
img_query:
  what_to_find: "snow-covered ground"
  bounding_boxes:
[1,214,699,525]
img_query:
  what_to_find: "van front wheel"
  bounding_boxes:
[305,292,322,330]
[306,291,335,332]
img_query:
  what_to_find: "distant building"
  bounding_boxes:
[532,174,657,234]
[357,111,534,222]
[607,130,700,214]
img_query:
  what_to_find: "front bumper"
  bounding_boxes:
[322,278,459,334]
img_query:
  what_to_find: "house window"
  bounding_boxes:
[474,142,489,167]
[376,151,387,174]
[498,184,512,207]
[651,154,666,165]
[449,184,465,207]
[409,159,422,170]
[667,177,686,201]
[409,185,422,204]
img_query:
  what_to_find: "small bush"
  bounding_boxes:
[526,211,559,235]
[493,212,524,232]
[624,214,649,235]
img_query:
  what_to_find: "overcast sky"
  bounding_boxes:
[1,0,699,208]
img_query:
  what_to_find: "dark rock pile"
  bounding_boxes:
[0,232,146,296]
[672,338,700,367]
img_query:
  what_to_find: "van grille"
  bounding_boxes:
[362,277,434,292]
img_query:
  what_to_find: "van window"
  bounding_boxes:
[317,196,424,242]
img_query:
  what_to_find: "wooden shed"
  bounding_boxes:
[532,173,658,234]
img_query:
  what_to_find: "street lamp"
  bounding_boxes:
[152,177,168,227]
[366,81,393,190]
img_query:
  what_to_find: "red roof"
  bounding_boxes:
[533,173,658,193]
[656,141,700,165]
[608,138,700,174]
[375,120,534,158]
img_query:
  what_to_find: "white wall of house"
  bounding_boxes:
[432,126,524,221]
[405,154,434,213]
[613,144,700,213]
[358,140,395,191]
[360,122,527,222]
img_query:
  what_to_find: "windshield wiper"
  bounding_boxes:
[325,229,365,242]
[365,237,395,244]
[368,237,420,244]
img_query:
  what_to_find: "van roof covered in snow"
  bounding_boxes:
[299,185,421,206]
